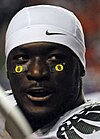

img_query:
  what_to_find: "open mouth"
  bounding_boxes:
[25,87,52,101]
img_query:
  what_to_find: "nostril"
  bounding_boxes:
[27,75,34,80]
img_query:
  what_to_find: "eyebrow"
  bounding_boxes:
[19,44,58,55]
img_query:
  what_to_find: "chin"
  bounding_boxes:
[26,105,52,115]
[18,103,53,118]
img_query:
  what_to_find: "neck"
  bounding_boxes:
[23,112,59,132]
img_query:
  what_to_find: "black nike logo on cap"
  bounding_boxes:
[46,30,66,36]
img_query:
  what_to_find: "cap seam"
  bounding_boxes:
[75,18,85,49]
[25,8,31,26]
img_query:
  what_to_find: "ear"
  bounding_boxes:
[80,65,85,77]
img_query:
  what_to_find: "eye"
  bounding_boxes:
[10,64,28,74]
[15,65,23,73]
[55,64,64,71]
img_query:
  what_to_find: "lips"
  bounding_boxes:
[25,87,53,101]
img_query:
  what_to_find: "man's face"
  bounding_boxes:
[7,42,82,120]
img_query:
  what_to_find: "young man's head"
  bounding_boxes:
[5,5,86,129]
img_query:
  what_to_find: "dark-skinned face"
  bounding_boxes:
[7,42,85,125]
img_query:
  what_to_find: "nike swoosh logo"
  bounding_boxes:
[46,30,66,36]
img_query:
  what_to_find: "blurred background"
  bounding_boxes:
[0,0,100,96]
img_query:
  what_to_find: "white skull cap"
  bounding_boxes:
[5,5,86,69]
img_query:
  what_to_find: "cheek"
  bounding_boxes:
[51,69,79,99]
[52,71,73,88]
[53,72,79,106]
[10,75,22,84]
[9,73,27,91]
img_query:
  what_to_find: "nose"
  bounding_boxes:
[27,57,49,81]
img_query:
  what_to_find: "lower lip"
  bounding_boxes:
[26,94,52,101]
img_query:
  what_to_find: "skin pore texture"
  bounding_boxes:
[7,42,86,131]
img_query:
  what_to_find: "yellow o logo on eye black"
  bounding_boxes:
[55,64,64,72]
[15,65,23,73]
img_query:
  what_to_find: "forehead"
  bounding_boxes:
[8,42,74,57]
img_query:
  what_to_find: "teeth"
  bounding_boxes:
[25,87,53,101]
[27,94,51,101]
[28,91,49,97]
